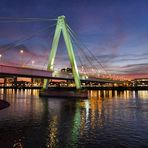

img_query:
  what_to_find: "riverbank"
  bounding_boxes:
[0,100,10,110]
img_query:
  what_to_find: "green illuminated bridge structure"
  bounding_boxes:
[0,16,124,89]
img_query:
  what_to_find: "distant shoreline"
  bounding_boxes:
[0,100,10,110]
[0,86,148,90]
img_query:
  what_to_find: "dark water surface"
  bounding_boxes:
[0,89,148,148]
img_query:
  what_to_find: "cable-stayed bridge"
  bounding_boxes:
[0,16,124,88]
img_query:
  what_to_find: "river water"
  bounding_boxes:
[0,89,148,148]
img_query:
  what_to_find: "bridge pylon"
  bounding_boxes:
[43,16,81,89]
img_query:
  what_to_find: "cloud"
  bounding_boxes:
[105,62,148,76]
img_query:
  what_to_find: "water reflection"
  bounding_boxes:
[0,89,148,147]
[47,115,58,148]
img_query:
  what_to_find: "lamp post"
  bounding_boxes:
[31,60,35,67]
[0,54,2,64]
[20,49,24,66]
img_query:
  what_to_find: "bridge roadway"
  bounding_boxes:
[0,64,122,84]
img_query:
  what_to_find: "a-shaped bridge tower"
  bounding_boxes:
[43,16,81,89]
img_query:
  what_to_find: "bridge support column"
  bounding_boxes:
[13,77,17,88]
[4,78,6,87]
[31,78,33,87]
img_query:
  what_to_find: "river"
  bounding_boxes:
[0,89,148,147]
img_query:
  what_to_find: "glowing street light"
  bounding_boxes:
[0,54,2,63]
[32,60,35,66]
[20,49,24,66]
[0,54,2,64]
[20,50,24,54]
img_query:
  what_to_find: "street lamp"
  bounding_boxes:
[0,54,2,64]
[20,50,24,66]
[0,54,2,60]
[20,50,24,54]
[32,60,35,66]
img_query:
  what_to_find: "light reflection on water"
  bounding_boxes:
[0,89,148,147]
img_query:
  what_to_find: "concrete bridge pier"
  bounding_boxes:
[4,77,7,87]
[13,77,17,88]
[31,78,34,87]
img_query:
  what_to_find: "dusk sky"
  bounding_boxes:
[0,0,148,79]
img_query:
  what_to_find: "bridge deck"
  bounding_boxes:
[0,64,123,83]
[0,64,53,78]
